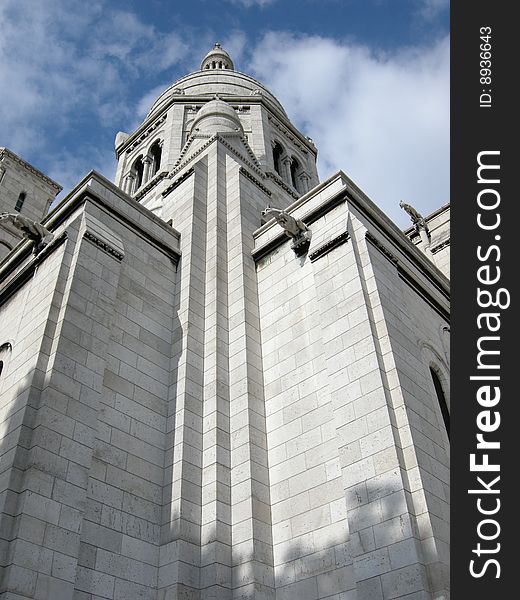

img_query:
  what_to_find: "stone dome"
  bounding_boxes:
[189,97,244,135]
[201,43,234,71]
[146,44,287,119]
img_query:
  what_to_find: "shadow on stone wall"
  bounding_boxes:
[0,369,449,599]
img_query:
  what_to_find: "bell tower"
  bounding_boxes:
[112,44,322,599]
[114,44,319,221]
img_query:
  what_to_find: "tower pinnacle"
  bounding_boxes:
[200,42,235,71]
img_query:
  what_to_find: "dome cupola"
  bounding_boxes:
[201,43,235,71]
[189,96,243,135]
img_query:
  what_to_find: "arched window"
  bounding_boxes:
[133,155,144,191]
[272,142,283,177]
[149,141,162,177]
[430,367,450,439]
[290,157,300,191]
[15,192,26,212]
[0,342,12,380]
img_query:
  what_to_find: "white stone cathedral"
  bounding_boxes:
[0,45,450,599]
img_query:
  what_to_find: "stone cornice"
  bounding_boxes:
[83,231,124,261]
[169,133,265,180]
[0,147,62,193]
[239,168,271,197]
[431,239,450,254]
[267,114,315,155]
[43,171,181,262]
[309,231,350,262]
[365,232,399,265]
[162,168,194,198]
[133,170,168,201]
[120,114,167,157]
[265,171,299,199]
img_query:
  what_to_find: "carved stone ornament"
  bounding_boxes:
[0,212,54,253]
[261,206,312,256]
[399,200,430,235]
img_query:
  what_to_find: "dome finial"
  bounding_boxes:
[201,43,235,71]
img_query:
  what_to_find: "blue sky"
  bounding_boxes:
[0,0,449,227]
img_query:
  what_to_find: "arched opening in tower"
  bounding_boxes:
[272,142,283,177]
[150,141,162,177]
[133,155,144,191]
[290,157,300,192]
[430,366,450,439]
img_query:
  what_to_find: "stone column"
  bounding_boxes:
[299,173,310,194]
[142,157,152,185]
[419,227,431,252]
[124,174,134,195]
[281,158,292,185]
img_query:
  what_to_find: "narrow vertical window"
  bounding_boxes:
[272,142,283,177]
[0,342,12,379]
[430,367,450,439]
[150,141,162,177]
[290,158,300,191]
[15,192,26,212]
[133,156,144,191]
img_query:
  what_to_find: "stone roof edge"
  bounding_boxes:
[148,68,287,116]
[0,170,182,283]
[0,147,62,193]
[253,170,450,296]
[43,171,181,256]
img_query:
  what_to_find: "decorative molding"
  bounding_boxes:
[84,231,124,261]
[265,171,299,199]
[133,170,168,201]
[0,147,62,193]
[365,232,399,265]
[170,133,264,180]
[267,115,310,154]
[126,114,167,153]
[309,231,350,262]
[162,168,194,198]
[431,239,450,254]
[261,207,311,257]
[239,168,271,197]
[218,134,262,171]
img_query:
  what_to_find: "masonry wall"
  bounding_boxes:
[359,228,450,599]
[0,184,180,599]
[256,197,450,600]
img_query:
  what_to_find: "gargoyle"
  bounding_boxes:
[399,200,429,235]
[0,213,54,253]
[261,206,312,256]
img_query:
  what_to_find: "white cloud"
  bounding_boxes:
[0,1,449,228]
[0,0,194,181]
[248,32,449,226]
[48,146,117,208]
[418,0,450,21]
